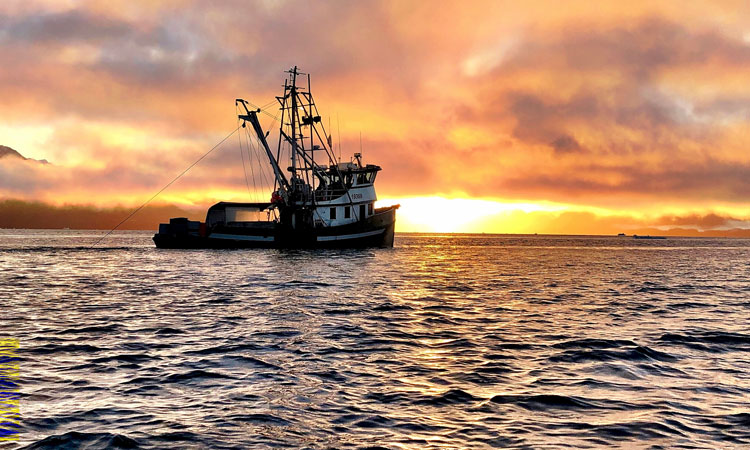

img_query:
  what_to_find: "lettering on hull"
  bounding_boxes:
[209,233,275,242]
[317,229,384,242]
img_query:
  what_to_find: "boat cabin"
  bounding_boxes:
[315,163,380,202]
[206,202,275,228]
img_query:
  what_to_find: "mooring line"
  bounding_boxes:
[90,126,240,249]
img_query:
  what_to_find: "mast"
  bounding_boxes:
[241,67,347,208]
[274,78,289,192]
[308,73,314,199]
[289,66,299,180]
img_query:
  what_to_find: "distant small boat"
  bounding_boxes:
[617,233,626,237]
[633,235,666,240]
[153,67,398,249]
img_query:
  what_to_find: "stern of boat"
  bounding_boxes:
[153,217,206,249]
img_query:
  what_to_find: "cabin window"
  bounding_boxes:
[330,207,336,219]
[344,206,351,218]
[359,204,365,219]
[368,203,374,215]
[357,173,367,185]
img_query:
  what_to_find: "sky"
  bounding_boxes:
[2,0,750,234]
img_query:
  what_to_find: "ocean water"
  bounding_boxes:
[2,230,750,449]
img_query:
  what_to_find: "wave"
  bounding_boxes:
[552,338,639,349]
[183,343,263,355]
[221,355,280,370]
[22,431,139,449]
[549,345,678,363]
[659,330,750,351]
[90,353,155,364]
[273,280,332,289]
[21,343,105,355]
[353,414,393,429]
[489,393,646,411]
[165,369,236,383]
[415,389,480,406]
[227,413,291,426]
[56,324,120,334]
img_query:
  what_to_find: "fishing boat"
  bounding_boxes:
[153,67,398,249]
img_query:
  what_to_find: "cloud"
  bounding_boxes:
[2,3,750,219]
[0,134,279,206]
[482,158,750,207]
[549,135,583,154]
[2,10,132,43]
[655,212,750,230]
[438,16,750,207]
[458,18,750,157]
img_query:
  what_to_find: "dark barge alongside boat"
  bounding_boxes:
[153,67,398,249]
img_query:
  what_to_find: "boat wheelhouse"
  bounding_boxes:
[153,67,398,249]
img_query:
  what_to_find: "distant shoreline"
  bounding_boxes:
[2,228,749,239]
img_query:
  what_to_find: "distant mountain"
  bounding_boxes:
[0,145,49,164]
[0,145,26,159]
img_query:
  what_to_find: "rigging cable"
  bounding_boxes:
[259,99,278,110]
[253,112,281,198]
[245,99,280,122]
[89,126,240,248]
[245,127,271,196]
[237,106,253,198]
[243,126,259,201]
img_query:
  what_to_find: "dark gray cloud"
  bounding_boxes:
[458,17,750,158]
[489,159,750,204]
[505,17,750,78]
[657,213,734,229]
[1,10,132,43]
[0,1,424,139]
[549,135,583,154]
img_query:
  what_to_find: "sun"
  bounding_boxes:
[377,196,567,233]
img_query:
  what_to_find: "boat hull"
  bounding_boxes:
[153,206,397,249]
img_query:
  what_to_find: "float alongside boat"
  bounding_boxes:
[153,67,398,249]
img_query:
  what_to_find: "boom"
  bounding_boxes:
[236,100,290,193]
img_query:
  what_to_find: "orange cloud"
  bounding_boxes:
[2,3,750,234]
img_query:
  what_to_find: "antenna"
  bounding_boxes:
[337,114,342,163]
